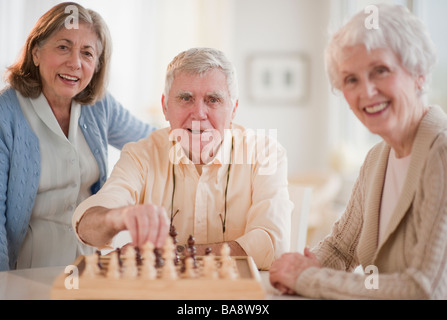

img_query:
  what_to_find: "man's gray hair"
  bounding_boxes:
[164,48,239,106]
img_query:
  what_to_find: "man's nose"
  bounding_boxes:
[191,100,207,120]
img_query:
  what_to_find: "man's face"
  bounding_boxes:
[162,68,238,164]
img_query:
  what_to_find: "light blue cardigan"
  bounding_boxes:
[0,88,155,270]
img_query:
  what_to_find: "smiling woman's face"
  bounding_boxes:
[339,44,423,141]
[32,23,98,106]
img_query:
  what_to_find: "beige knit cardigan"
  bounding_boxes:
[295,106,447,300]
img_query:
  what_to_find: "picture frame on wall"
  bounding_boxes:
[246,52,310,106]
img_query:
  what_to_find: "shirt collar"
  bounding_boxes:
[29,93,81,141]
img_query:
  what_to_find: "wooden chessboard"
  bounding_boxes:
[51,254,266,300]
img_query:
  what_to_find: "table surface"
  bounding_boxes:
[0,266,303,300]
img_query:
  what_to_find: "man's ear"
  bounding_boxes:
[161,94,169,121]
[231,100,239,122]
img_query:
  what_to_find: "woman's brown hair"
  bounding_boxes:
[5,2,112,105]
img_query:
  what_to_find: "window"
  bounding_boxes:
[414,0,447,111]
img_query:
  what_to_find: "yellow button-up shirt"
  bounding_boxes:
[73,124,292,269]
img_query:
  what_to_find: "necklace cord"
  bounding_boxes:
[170,136,234,240]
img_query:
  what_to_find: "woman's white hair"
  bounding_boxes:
[164,48,239,106]
[325,3,438,92]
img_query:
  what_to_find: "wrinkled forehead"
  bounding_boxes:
[38,21,101,53]
[171,69,229,92]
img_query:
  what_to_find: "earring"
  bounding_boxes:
[416,76,425,92]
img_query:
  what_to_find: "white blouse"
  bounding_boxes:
[379,149,411,245]
[16,92,99,268]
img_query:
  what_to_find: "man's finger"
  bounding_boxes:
[154,207,169,248]
[123,211,138,247]
[145,206,159,246]
[136,210,150,247]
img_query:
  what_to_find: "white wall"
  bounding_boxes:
[231,0,332,176]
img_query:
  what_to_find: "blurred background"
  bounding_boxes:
[1,0,446,247]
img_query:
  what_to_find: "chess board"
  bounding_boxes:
[51,254,266,300]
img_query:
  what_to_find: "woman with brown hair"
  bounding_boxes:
[0,2,154,271]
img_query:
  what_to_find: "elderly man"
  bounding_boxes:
[73,48,292,270]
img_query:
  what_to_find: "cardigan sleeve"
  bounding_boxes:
[103,92,156,149]
[311,156,366,272]
[0,129,10,271]
[286,158,366,299]
[0,88,41,271]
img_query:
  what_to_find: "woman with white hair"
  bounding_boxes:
[270,4,447,299]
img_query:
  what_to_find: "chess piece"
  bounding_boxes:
[141,241,157,280]
[84,253,101,278]
[203,253,218,279]
[187,235,195,247]
[180,255,186,274]
[116,247,123,268]
[161,237,178,280]
[187,235,197,268]
[220,242,230,257]
[170,225,180,265]
[135,247,143,266]
[219,243,237,280]
[107,251,121,279]
[182,257,197,279]
[154,248,164,268]
[96,250,103,270]
[122,246,138,279]
[170,225,178,245]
